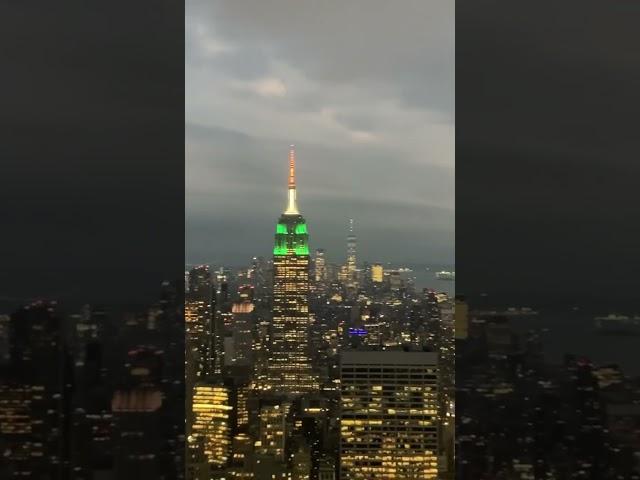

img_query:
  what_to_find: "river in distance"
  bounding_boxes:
[507,309,640,377]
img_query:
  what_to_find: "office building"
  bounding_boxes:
[189,382,232,469]
[345,220,358,289]
[340,349,439,479]
[258,403,289,461]
[231,297,255,367]
[371,263,384,283]
[315,248,327,283]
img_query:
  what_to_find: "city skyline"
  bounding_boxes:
[186,0,454,267]
[4,2,639,480]
[183,150,455,478]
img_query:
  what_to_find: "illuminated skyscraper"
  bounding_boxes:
[258,403,289,460]
[185,266,215,379]
[345,219,357,288]
[253,319,271,389]
[266,146,318,394]
[371,263,384,283]
[314,248,327,283]
[189,382,232,469]
[231,297,255,367]
[339,350,439,480]
[2,303,71,479]
[250,256,271,307]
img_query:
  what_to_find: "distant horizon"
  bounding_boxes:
[184,258,456,269]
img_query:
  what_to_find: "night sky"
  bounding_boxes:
[0,2,184,306]
[185,0,455,267]
[456,0,640,309]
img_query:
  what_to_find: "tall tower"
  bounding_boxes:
[267,145,318,394]
[185,266,215,379]
[346,219,357,288]
[314,248,327,283]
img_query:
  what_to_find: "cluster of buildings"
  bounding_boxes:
[456,302,640,479]
[185,147,454,479]
[0,283,185,479]
[0,146,454,479]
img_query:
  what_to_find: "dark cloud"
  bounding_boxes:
[456,0,640,308]
[188,0,453,114]
[1,2,184,306]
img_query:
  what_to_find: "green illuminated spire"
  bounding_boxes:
[274,146,309,256]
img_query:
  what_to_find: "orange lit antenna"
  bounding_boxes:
[288,144,296,189]
[285,144,299,215]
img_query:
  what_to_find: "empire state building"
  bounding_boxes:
[266,146,318,394]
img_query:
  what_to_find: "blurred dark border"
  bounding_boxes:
[456,0,640,311]
[0,2,185,479]
[0,1,185,310]
[456,1,640,478]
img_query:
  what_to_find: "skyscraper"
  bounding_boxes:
[185,266,215,379]
[230,295,255,367]
[371,263,384,283]
[314,248,327,283]
[346,219,357,289]
[189,383,232,469]
[339,349,439,479]
[2,303,72,479]
[266,146,318,394]
[258,402,289,460]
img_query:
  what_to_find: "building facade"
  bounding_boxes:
[339,350,439,479]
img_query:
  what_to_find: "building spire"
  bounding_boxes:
[288,144,296,189]
[285,145,299,215]
[346,219,357,285]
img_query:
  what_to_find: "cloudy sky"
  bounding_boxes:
[186,0,454,266]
